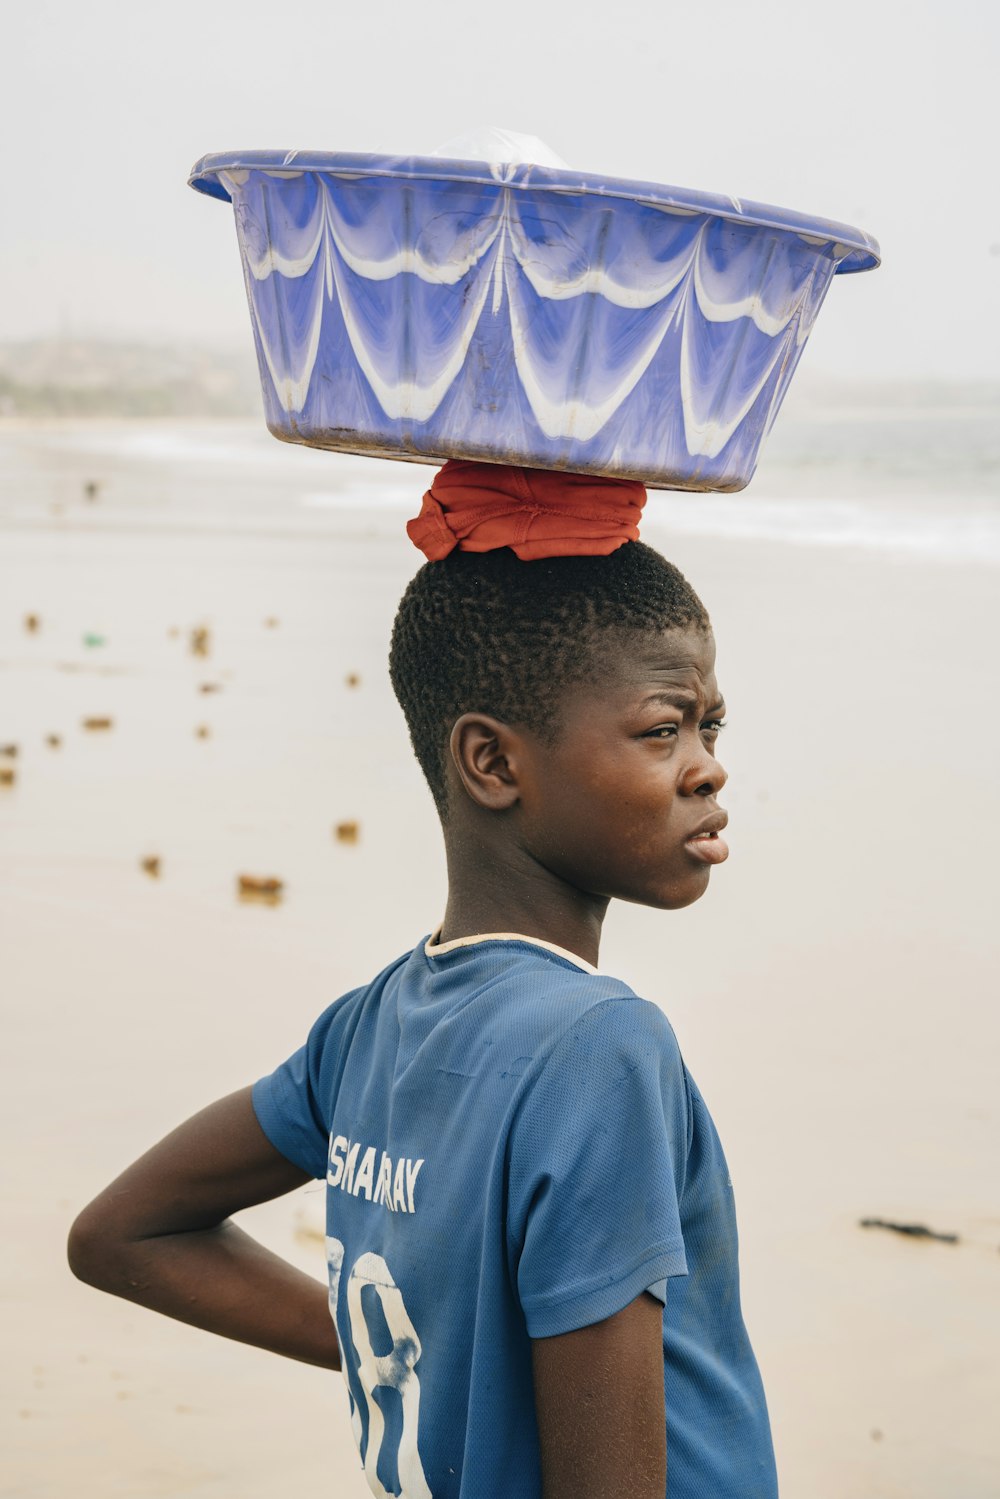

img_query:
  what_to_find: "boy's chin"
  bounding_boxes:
[618,868,713,911]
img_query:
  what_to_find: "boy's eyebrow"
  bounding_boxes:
[642,690,727,715]
[643,690,698,708]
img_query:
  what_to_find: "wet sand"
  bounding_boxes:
[2,422,998,1497]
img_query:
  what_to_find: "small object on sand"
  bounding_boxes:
[24,613,41,633]
[264,616,280,628]
[0,743,17,758]
[237,874,285,905]
[198,682,222,695]
[195,724,211,739]
[335,820,360,845]
[45,733,62,749]
[82,633,106,649]
[82,716,114,731]
[0,766,16,787]
[167,626,180,639]
[140,855,161,878]
[870,1429,883,1443]
[859,1218,959,1244]
[345,672,361,688]
[189,625,211,658]
[83,480,100,501]
[238,874,283,894]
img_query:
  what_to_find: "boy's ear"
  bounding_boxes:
[449,713,522,811]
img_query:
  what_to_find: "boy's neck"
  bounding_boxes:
[440,839,609,970]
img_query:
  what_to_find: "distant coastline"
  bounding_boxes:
[0,337,260,419]
[1,337,998,424]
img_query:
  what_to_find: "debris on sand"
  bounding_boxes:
[0,743,17,758]
[82,633,106,649]
[45,734,62,749]
[334,821,360,845]
[198,682,222,695]
[82,716,114,731]
[345,672,361,688]
[859,1218,959,1244]
[167,627,180,639]
[264,616,280,629]
[0,766,15,787]
[83,480,100,501]
[238,874,283,894]
[24,614,41,633]
[195,724,211,739]
[237,874,284,905]
[189,626,211,658]
[140,856,161,878]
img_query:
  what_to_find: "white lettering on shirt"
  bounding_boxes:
[393,1156,407,1213]
[327,1134,425,1213]
[373,1151,393,1207]
[327,1134,348,1189]
[405,1158,424,1214]
[353,1146,377,1201]
[342,1140,360,1195]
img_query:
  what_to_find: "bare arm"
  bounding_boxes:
[532,1291,666,1499]
[67,1086,340,1371]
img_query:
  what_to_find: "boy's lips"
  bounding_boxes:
[683,811,729,866]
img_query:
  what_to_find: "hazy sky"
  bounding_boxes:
[5,0,998,379]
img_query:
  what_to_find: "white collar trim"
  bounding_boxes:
[425,928,599,976]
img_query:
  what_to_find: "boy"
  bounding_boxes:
[69,462,778,1498]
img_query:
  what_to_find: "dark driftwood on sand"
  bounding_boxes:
[859,1218,959,1244]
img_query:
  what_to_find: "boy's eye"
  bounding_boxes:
[642,720,727,740]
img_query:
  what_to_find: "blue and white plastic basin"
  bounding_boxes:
[189,146,879,492]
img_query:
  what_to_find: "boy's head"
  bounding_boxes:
[389,540,729,911]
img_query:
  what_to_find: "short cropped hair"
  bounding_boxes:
[389,541,710,813]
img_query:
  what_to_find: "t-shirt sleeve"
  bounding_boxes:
[506,996,690,1339]
[251,997,352,1180]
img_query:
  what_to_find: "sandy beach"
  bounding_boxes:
[2,402,998,1497]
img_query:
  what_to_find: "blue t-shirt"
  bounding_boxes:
[252,934,777,1498]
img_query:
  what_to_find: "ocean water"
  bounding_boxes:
[1,381,997,561]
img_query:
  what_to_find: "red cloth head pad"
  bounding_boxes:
[406,461,646,563]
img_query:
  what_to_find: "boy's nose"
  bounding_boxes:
[684,754,728,798]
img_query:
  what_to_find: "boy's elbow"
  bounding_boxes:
[67,1202,121,1289]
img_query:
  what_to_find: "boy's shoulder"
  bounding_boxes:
[255,935,692,1186]
[298,935,685,1091]
[408,936,687,1092]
